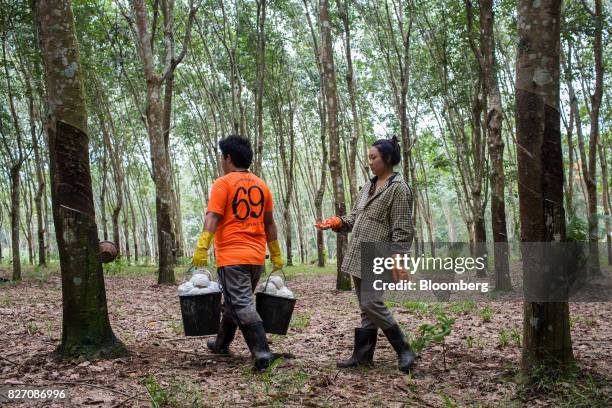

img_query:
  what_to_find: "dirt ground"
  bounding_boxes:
[0,265,611,407]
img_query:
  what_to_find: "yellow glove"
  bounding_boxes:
[192,231,214,267]
[268,240,284,271]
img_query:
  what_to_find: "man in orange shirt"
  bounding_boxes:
[192,135,284,370]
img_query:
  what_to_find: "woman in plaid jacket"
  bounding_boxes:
[316,136,416,373]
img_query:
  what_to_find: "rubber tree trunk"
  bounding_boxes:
[147,81,175,283]
[27,77,47,267]
[304,0,328,268]
[314,90,328,268]
[336,0,361,204]
[127,184,139,264]
[599,143,612,265]
[9,165,21,280]
[253,0,266,176]
[133,0,177,283]
[585,0,603,276]
[479,0,511,290]
[320,0,350,290]
[23,172,35,265]
[100,149,109,240]
[515,0,574,377]
[162,72,184,261]
[34,0,125,359]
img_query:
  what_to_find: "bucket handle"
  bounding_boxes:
[185,265,217,283]
[262,267,288,291]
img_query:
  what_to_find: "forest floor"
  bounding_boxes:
[0,261,611,407]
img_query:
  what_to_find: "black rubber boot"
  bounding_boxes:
[383,324,416,373]
[337,328,378,368]
[207,317,238,354]
[240,321,276,370]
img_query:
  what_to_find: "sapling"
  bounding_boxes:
[410,312,456,370]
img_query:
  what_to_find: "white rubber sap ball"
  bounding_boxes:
[262,281,277,295]
[268,276,285,290]
[190,273,210,288]
[178,281,194,296]
[277,287,294,299]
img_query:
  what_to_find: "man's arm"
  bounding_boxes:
[204,212,223,233]
[263,211,278,242]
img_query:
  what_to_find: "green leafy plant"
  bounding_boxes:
[289,312,311,330]
[449,299,476,314]
[401,301,431,314]
[479,305,493,322]
[520,364,610,408]
[410,312,456,369]
[143,374,175,408]
[439,392,459,408]
[566,215,587,241]
[498,328,510,348]
[25,321,40,336]
[0,295,11,307]
[465,335,474,348]
[570,315,597,329]
[510,327,522,347]
[103,257,127,275]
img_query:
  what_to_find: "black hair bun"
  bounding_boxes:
[372,136,401,166]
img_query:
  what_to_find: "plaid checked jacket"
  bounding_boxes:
[337,172,414,278]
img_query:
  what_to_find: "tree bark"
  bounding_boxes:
[416,153,435,254]
[23,72,47,267]
[585,0,603,275]
[0,206,3,262]
[136,181,152,262]
[9,167,21,279]
[100,144,109,240]
[336,0,361,204]
[293,188,306,264]
[253,0,266,176]
[464,3,488,276]
[34,0,125,358]
[93,79,126,256]
[132,0,196,282]
[273,85,296,267]
[515,0,574,376]
[478,0,510,290]
[127,177,139,263]
[320,0,350,290]
[162,71,184,261]
[22,161,35,265]
[314,94,328,268]
[1,31,24,280]
[122,186,131,263]
[139,48,175,282]
[560,47,576,218]
[304,0,328,268]
[599,142,611,265]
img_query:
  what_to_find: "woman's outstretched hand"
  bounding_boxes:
[315,216,342,230]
